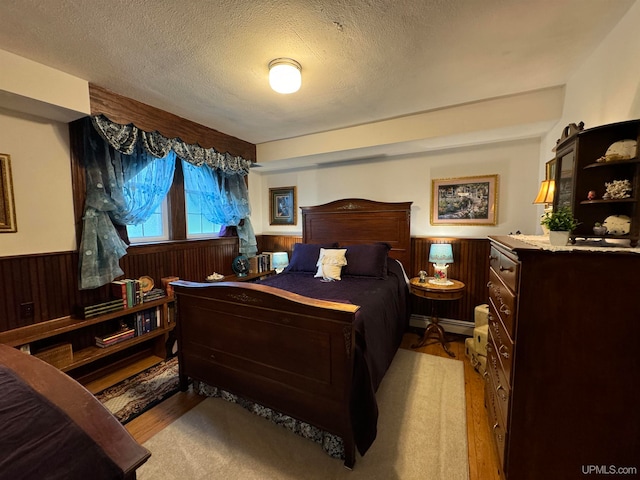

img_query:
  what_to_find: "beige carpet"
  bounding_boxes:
[138,348,469,480]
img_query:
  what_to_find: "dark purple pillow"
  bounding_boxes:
[342,243,391,278]
[285,243,338,273]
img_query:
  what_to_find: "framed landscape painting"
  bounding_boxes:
[431,174,498,225]
[0,153,17,233]
[269,186,297,225]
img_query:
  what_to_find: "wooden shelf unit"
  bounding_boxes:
[553,119,640,246]
[0,296,175,376]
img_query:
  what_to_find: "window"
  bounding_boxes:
[185,191,222,237]
[127,198,169,242]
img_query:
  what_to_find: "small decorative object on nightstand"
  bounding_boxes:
[232,255,250,277]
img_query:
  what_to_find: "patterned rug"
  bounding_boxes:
[95,356,180,424]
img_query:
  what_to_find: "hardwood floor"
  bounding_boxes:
[125,332,501,479]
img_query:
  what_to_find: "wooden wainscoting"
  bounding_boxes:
[0,235,491,332]
[0,238,239,333]
[258,235,491,323]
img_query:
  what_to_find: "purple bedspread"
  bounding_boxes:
[258,259,410,455]
[0,366,122,480]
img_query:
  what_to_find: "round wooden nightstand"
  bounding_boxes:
[409,277,466,357]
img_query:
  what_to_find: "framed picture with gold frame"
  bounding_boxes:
[431,174,498,226]
[269,186,297,225]
[0,153,17,233]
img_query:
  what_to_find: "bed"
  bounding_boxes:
[172,198,412,468]
[0,343,150,479]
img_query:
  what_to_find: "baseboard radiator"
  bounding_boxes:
[409,314,474,337]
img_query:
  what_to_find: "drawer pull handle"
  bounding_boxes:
[487,281,493,288]
[210,354,216,360]
[499,265,514,272]
[497,385,508,401]
[500,304,511,316]
[489,255,498,261]
[499,344,510,359]
[482,371,489,380]
[493,422,500,431]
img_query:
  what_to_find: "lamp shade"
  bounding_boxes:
[428,244,454,264]
[533,179,555,204]
[268,58,301,94]
[272,252,289,273]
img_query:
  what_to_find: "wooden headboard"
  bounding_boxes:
[301,198,413,268]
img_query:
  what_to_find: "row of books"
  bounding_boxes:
[94,306,162,348]
[249,253,272,274]
[131,306,162,336]
[111,279,144,308]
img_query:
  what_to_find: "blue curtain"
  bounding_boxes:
[79,118,176,289]
[79,115,257,289]
[182,160,257,256]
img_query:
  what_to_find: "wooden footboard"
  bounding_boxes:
[172,280,361,468]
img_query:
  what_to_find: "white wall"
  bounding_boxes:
[251,137,541,237]
[0,108,77,255]
[540,0,640,158]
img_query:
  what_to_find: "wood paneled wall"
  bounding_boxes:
[0,238,239,333]
[0,235,490,334]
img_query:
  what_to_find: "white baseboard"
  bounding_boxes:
[410,314,474,337]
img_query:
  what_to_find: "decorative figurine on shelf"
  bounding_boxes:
[588,190,597,200]
[418,270,427,283]
[593,222,607,236]
[603,179,632,199]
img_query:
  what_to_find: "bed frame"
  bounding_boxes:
[173,199,411,468]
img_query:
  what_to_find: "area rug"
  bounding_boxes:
[137,349,469,480]
[95,356,180,424]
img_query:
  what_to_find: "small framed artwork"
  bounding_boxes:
[269,186,297,225]
[0,153,17,233]
[431,174,498,226]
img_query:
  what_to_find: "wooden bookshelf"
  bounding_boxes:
[0,296,175,376]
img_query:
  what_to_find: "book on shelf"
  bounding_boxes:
[131,306,161,336]
[249,253,272,274]
[111,279,145,308]
[80,298,125,318]
[142,288,166,302]
[95,328,135,348]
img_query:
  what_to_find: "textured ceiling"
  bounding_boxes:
[0,0,634,145]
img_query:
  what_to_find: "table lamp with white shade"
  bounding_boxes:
[428,244,454,285]
[272,252,289,273]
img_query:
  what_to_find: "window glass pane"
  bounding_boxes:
[127,199,168,242]
[185,191,222,237]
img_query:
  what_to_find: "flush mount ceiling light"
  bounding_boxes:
[268,58,302,94]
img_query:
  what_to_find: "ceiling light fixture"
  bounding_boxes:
[268,58,302,94]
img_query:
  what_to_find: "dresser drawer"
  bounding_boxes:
[489,244,519,292]
[487,334,511,422]
[485,374,506,466]
[488,267,516,337]
[488,299,514,380]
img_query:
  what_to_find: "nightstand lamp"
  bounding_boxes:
[428,243,454,285]
[272,252,289,273]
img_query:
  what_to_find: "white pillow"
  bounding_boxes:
[314,248,347,281]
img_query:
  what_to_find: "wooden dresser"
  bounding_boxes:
[486,236,639,480]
